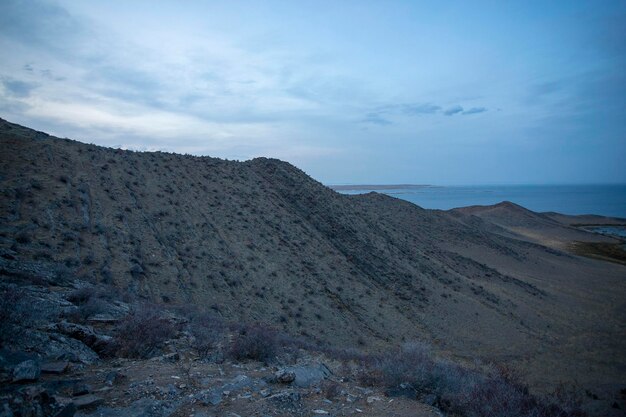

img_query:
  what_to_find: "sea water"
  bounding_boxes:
[333,184,626,219]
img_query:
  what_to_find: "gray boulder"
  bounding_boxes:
[52,322,112,354]
[274,369,296,383]
[12,360,40,382]
[278,363,331,387]
[76,398,179,417]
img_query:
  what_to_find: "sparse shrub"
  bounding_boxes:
[228,324,280,362]
[65,286,111,322]
[188,310,224,360]
[321,380,341,400]
[109,304,178,359]
[352,342,586,417]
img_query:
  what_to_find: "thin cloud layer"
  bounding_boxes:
[0,0,624,184]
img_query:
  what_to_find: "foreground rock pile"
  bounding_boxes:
[0,271,445,417]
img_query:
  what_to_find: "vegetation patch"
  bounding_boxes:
[569,241,626,265]
[108,304,178,359]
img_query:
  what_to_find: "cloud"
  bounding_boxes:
[0,0,85,54]
[361,112,392,126]
[402,103,441,115]
[462,107,487,115]
[1,78,38,97]
[443,105,463,116]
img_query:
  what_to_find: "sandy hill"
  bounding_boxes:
[451,201,622,250]
[1,118,625,413]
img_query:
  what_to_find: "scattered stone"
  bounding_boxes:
[87,314,120,323]
[312,410,329,414]
[53,403,77,417]
[221,374,256,393]
[267,391,301,409]
[12,359,40,382]
[52,322,112,354]
[196,389,222,406]
[72,383,90,396]
[346,394,358,403]
[41,361,69,374]
[274,369,296,383]
[278,363,331,387]
[73,395,104,410]
[105,371,125,386]
[153,352,179,363]
[78,398,179,417]
[366,396,382,404]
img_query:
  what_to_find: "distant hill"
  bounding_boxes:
[1,118,625,408]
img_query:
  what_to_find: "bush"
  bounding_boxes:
[65,286,113,322]
[352,342,586,417]
[356,341,437,390]
[187,310,224,359]
[228,324,280,362]
[109,304,178,358]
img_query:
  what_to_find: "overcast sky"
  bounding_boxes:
[0,1,624,185]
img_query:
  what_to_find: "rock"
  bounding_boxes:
[105,370,125,386]
[196,389,222,406]
[366,396,382,404]
[87,314,119,323]
[76,398,179,417]
[72,383,91,396]
[221,374,255,392]
[312,410,329,414]
[53,403,77,417]
[274,369,296,383]
[52,322,112,354]
[152,352,179,363]
[0,349,37,371]
[73,395,104,409]
[41,361,69,374]
[279,363,331,387]
[267,390,301,409]
[12,359,40,382]
[259,388,271,398]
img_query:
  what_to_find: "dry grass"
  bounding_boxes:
[569,241,626,265]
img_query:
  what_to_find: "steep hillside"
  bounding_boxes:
[1,118,625,411]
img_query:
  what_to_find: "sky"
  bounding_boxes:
[0,1,624,185]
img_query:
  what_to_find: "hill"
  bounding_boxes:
[1,118,625,415]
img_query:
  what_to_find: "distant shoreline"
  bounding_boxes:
[328,184,432,191]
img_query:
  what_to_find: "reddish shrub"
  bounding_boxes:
[228,324,280,362]
[109,304,177,358]
[187,310,224,359]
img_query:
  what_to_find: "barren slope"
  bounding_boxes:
[1,118,625,413]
